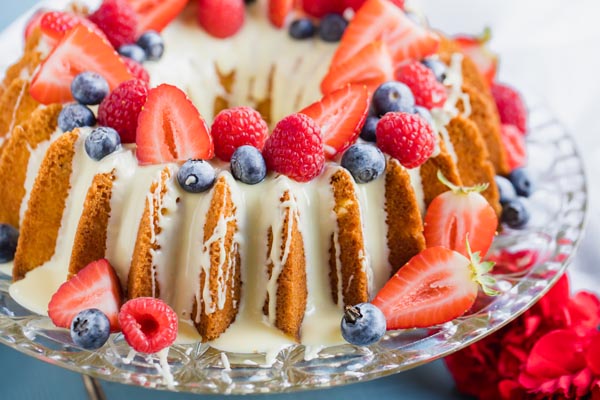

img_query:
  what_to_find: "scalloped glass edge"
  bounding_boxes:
[0,80,588,395]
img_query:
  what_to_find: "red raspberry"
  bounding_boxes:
[197,0,245,39]
[98,79,148,143]
[211,106,269,161]
[396,61,447,109]
[376,112,435,168]
[492,83,527,134]
[89,0,138,49]
[263,113,325,182]
[500,124,526,171]
[303,0,344,18]
[122,57,150,85]
[118,297,178,354]
[40,11,104,41]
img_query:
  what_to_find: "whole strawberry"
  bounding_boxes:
[198,0,245,39]
[492,82,527,134]
[376,112,435,168]
[89,0,138,49]
[98,79,148,143]
[263,113,325,182]
[396,61,447,109]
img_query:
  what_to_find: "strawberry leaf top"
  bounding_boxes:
[465,236,499,296]
[437,169,489,195]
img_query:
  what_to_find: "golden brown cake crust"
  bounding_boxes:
[13,130,79,281]
[328,169,368,306]
[0,104,62,228]
[420,140,462,206]
[193,176,241,342]
[0,79,40,145]
[385,159,427,274]
[68,171,115,278]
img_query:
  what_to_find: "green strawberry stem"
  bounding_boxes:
[436,170,489,195]
[465,236,500,296]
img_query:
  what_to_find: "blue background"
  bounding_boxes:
[0,2,462,398]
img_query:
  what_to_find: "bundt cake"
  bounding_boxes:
[0,0,523,355]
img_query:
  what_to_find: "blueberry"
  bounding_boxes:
[360,116,379,142]
[341,303,386,346]
[319,14,348,42]
[118,44,147,64]
[341,144,386,184]
[289,18,316,40]
[508,168,533,197]
[230,145,267,185]
[137,31,164,61]
[372,81,415,116]
[413,106,434,126]
[0,224,19,263]
[501,198,530,229]
[70,309,110,350]
[495,175,517,205]
[177,159,215,193]
[71,72,109,105]
[58,104,96,132]
[85,127,121,161]
[421,58,447,82]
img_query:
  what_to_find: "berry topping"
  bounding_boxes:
[345,0,405,11]
[48,259,122,332]
[372,81,415,116]
[89,0,138,49]
[118,297,178,354]
[508,167,533,197]
[126,0,188,33]
[372,246,497,329]
[98,79,148,143]
[321,41,394,95]
[177,159,216,193]
[230,145,267,185]
[211,106,269,162]
[0,224,19,263]
[500,123,526,171]
[268,0,294,28]
[359,116,379,142]
[341,143,386,184]
[70,309,111,350]
[198,0,245,39]
[118,43,147,63]
[39,11,103,42]
[136,30,164,61]
[29,25,132,105]
[122,57,150,84]
[421,57,447,83]
[24,9,47,41]
[289,18,317,40]
[376,112,435,168]
[136,84,214,165]
[319,14,348,43]
[492,82,527,134]
[341,303,386,346]
[501,198,530,229]
[495,175,517,205]
[58,104,96,132]
[302,0,344,18]
[396,61,447,109]
[413,105,434,126]
[423,171,498,258]
[330,0,439,68]
[85,127,122,161]
[454,28,498,87]
[263,113,325,182]
[71,72,110,106]
[301,84,369,158]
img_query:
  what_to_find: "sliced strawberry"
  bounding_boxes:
[24,9,48,41]
[48,259,122,332]
[136,84,214,165]
[330,0,439,69]
[29,25,132,105]
[268,0,294,28]
[321,41,394,95]
[499,124,526,171]
[423,172,498,258]
[300,84,369,158]
[454,28,498,87]
[372,246,496,329]
[125,0,188,33]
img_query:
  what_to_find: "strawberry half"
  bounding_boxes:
[268,0,294,28]
[424,171,498,258]
[321,41,394,95]
[125,0,188,33]
[29,25,132,105]
[300,84,369,158]
[499,123,526,171]
[454,28,498,87]
[136,84,214,165]
[372,246,497,329]
[330,0,439,69]
[48,259,122,332]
